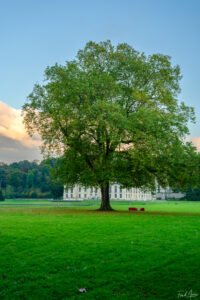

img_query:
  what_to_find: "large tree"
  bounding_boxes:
[23,41,197,210]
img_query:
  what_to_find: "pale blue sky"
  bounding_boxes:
[1,0,200,136]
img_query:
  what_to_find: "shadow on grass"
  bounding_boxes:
[0,207,200,217]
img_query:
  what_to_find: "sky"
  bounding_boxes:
[0,0,200,163]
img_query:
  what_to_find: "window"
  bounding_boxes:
[119,187,122,199]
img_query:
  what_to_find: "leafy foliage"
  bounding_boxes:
[0,160,63,199]
[23,41,197,209]
[184,188,200,201]
[0,190,5,201]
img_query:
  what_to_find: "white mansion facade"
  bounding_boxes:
[63,183,154,201]
[63,184,185,201]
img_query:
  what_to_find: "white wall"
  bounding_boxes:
[63,184,154,201]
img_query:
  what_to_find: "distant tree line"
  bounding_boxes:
[0,158,199,201]
[183,188,200,201]
[0,159,63,200]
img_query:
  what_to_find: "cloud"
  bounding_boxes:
[190,137,200,151]
[0,135,42,163]
[0,101,42,163]
[0,101,41,148]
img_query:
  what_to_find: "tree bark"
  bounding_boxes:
[99,182,114,211]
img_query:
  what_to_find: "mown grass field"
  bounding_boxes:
[0,200,199,299]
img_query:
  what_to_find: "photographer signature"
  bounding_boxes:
[178,290,199,300]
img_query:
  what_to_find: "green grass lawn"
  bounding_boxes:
[0,201,199,299]
[1,199,51,205]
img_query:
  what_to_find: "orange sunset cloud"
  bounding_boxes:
[0,101,41,148]
[190,137,200,151]
[0,101,41,163]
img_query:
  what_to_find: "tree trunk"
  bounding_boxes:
[99,182,114,211]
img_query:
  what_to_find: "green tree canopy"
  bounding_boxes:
[23,41,197,210]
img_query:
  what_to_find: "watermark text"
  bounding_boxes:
[178,290,198,300]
